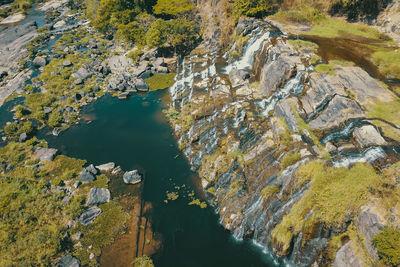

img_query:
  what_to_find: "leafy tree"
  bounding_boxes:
[167,18,200,53]
[232,0,274,18]
[146,19,169,48]
[153,0,195,17]
[116,21,146,45]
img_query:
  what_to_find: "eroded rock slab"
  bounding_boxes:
[353,125,387,148]
[78,206,102,226]
[123,170,142,184]
[308,95,364,130]
[87,187,110,206]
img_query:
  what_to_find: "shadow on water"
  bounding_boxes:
[38,92,277,267]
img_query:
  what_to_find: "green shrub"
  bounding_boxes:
[372,227,400,266]
[48,110,63,127]
[153,0,195,17]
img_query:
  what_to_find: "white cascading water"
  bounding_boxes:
[333,146,386,168]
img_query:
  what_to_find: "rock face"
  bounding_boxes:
[123,170,142,184]
[33,147,58,162]
[78,206,102,226]
[55,254,80,267]
[86,187,111,206]
[353,125,387,148]
[333,241,364,267]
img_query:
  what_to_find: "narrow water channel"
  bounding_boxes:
[39,92,277,267]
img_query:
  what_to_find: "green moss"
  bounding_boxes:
[372,49,400,80]
[134,255,154,267]
[145,73,176,91]
[372,227,400,266]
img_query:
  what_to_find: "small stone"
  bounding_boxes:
[73,180,81,188]
[63,60,73,67]
[112,166,122,174]
[74,232,83,240]
[74,78,83,85]
[89,253,95,260]
[325,142,337,153]
[19,132,27,142]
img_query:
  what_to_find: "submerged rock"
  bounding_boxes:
[55,254,80,267]
[78,206,102,226]
[123,170,142,184]
[86,187,110,206]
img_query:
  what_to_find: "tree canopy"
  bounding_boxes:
[153,0,195,17]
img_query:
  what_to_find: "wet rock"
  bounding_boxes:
[77,206,102,226]
[86,187,110,206]
[19,132,27,142]
[353,125,387,148]
[34,147,58,162]
[308,95,364,130]
[123,170,142,184]
[79,169,95,183]
[96,162,115,172]
[74,78,83,85]
[135,79,149,92]
[55,254,80,267]
[33,56,47,67]
[112,166,123,174]
[89,253,95,260]
[333,241,364,267]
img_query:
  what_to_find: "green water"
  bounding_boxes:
[40,92,277,267]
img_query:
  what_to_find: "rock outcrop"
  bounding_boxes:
[86,187,111,206]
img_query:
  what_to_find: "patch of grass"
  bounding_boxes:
[271,7,326,24]
[372,227,400,266]
[44,155,85,182]
[372,49,400,80]
[315,63,336,74]
[288,39,318,53]
[366,100,400,141]
[280,151,301,170]
[73,201,129,265]
[134,255,154,267]
[145,73,176,91]
[306,18,392,41]
[271,161,382,255]
[261,185,280,201]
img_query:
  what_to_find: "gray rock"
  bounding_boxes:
[139,70,153,79]
[308,95,364,130]
[74,232,82,240]
[275,97,299,133]
[123,170,142,184]
[77,206,102,226]
[74,78,83,85]
[135,79,149,92]
[79,169,95,183]
[96,162,115,172]
[19,132,27,142]
[157,66,169,73]
[333,241,364,267]
[86,187,110,206]
[33,56,47,67]
[72,67,92,80]
[353,125,387,148]
[73,180,81,188]
[89,253,95,260]
[55,254,80,267]
[34,147,58,162]
[85,164,98,175]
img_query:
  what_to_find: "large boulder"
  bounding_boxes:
[32,56,47,67]
[77,206,102,226]
[123,170,142,184]
[55,254,80,267]
[353,125,387,148]
[85,164,98,175]
[33,147,58,162]
[86,187,110,206]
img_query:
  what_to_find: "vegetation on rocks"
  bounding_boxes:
[372,227,400,266]
[145,73,176,91]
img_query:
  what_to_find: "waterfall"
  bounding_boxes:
[333,146,386,168]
